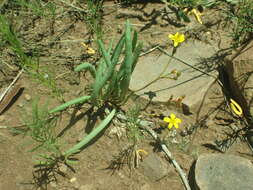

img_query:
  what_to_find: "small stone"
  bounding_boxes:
[24,94,31,101]
[59,163,68,173]
[195,154,253,190]
[139,153,171,182]
[69,177,77,183]
[17,103,24,108]
[0,115,5,122]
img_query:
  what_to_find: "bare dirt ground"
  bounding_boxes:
[0,1,252,190]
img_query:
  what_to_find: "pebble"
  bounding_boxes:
[17,103,24,108]
[59,163,68,173]
[24,94,31,101]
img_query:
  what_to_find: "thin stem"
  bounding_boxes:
[133,55,173,92]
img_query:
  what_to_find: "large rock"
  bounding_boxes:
[194,154,253,190]
[130,40,217,110]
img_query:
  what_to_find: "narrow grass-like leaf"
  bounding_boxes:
[111,35,125,65]
[98,40,112,67]
[132,30,138,51]
[119,20,133,97]
[107,38,114,55]
[75,62,96,78]
[131,42,143,72]
[64,109,116,156]
[49,96,91,113]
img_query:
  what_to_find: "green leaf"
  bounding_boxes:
[75,62,96,78]
[98,40,112,67]
[111,35,125,66]
[132,30,138,51]
[177,10,191,22]
[64,109,116,157]
[49,96,91,113]
[131,42,143,72]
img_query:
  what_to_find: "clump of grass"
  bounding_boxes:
[13,0,56,18]
[85,0,104,39]
[11,98,61,165]
[0,15,35,69]
[225,0,253,47]
[0,15,63,99]
[125,105,143,145]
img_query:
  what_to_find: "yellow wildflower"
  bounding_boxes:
[230,98,243,116]
[163,113,182,129]
[81,42,96,55]
[168,32,185,47]
[188,8,203,24]
[87,47,95,55]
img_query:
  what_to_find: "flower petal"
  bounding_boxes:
[173,41,179,47]
[170,113,176,119]
[168,123,173,129]
[168,34,174,40]
[175,118,182,124]
[230,98,243,116]
[178,34,185,43]
[174,123,179,128]
[163,117,171,123]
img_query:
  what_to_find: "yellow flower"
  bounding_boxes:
[184,8,203,24]
[190,8,203,24]
[81,42,96,55]
[163,113,182,129]
[230,98,243,116]
[168,32,185,47]
[87,47,95,55]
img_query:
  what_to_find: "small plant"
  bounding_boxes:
[12,98,61,160]
[0,15,63,99]
[126,105,143,145]
[85,0,104,39]
[13,0,56,17]
[225,0,253,47]
[50,20,143,113]
[0,15,35,69]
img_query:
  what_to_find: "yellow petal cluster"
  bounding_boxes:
[168,32,185,47]
[163,113,182,129]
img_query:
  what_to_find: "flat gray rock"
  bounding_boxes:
[130,40,217,108]
[195,154,253,190]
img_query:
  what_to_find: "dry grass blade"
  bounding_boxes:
[0,84,22,115]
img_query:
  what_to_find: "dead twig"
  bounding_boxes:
[0,69,23,103]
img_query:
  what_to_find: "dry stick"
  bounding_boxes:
[0,69,23,103]
[115,113,191,190]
